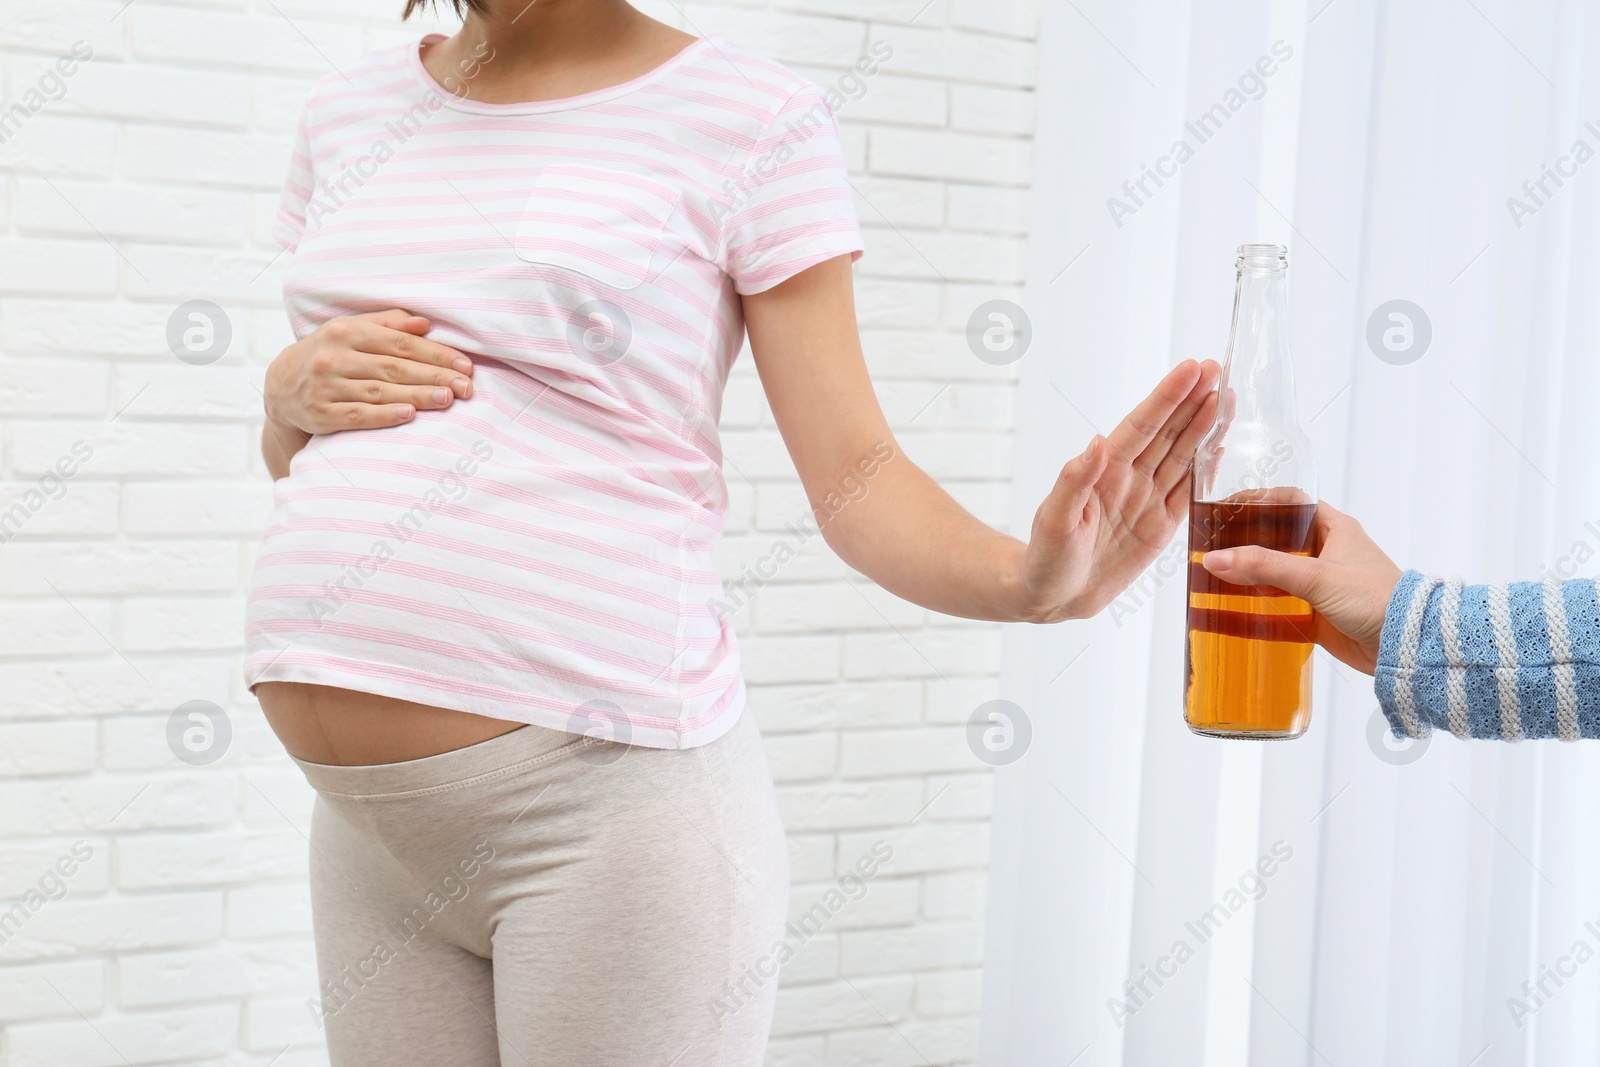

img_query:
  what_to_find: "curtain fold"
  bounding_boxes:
[982,2,1600,1064]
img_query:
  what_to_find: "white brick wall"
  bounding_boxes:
[0,1,1036,1063]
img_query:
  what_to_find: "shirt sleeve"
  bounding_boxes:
[271,104,316,253]
[720,84,865,296]
[1374,569,1600,741]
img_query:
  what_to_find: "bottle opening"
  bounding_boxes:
[1237,242,1288,272]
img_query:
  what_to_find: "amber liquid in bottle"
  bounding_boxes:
[1183,241,1317,738]
[1184,498,1316,737]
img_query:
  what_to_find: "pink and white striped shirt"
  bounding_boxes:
[243,33,865,749]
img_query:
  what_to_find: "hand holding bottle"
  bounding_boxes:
[1200,502,1402,675]
[1018,358,1221,623]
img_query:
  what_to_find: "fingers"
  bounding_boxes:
[324,378,465,412]
[345,316,474,376]
[1104,359,1203,463]
[1046,435,1110,532]
[1201,544,1326,604]
[1151,385,1219,493]
[1133,360,1220,481]
[331,348,473,398]
[351,309,431,334]
[319,402,419,432]
[1162,465,1191,523]
[1313,499,1351,537]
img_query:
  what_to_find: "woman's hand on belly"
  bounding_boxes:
[256,682,526,766]
[263,310,478,478]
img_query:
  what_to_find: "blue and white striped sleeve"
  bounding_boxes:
[1374,569,1600,741]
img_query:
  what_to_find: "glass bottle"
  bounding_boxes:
[1184,243,1319,739]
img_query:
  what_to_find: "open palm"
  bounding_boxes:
[1020,359,1221,623]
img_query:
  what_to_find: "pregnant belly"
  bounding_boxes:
[244,359,732,736]
[255,680,528,766]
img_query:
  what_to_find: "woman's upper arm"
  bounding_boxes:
[740,253,898,497]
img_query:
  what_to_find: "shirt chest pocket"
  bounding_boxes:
[511,166,683,291]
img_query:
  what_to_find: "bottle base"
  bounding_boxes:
[1185,720,1308,741]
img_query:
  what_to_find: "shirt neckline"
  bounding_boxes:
[408,32,712,115]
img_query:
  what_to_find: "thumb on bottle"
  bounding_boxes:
[1202,545,1324,602]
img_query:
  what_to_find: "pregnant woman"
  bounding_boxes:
[246,0,1222,1063]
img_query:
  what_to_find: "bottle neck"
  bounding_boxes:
[1222,267,1297,422]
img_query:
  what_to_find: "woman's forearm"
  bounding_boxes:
[742,257,1218,631]
[814,442,1034,624]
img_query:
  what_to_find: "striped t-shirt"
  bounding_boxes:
[243,33,865,749]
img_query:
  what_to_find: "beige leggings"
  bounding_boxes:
[293,708,789,1067]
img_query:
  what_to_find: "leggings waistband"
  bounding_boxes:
[290,721,587,797]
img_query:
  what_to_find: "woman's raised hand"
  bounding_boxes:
[263,309,474,435]
[1017,358,1221,623]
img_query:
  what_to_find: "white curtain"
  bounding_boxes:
[982,1,1600,1064]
